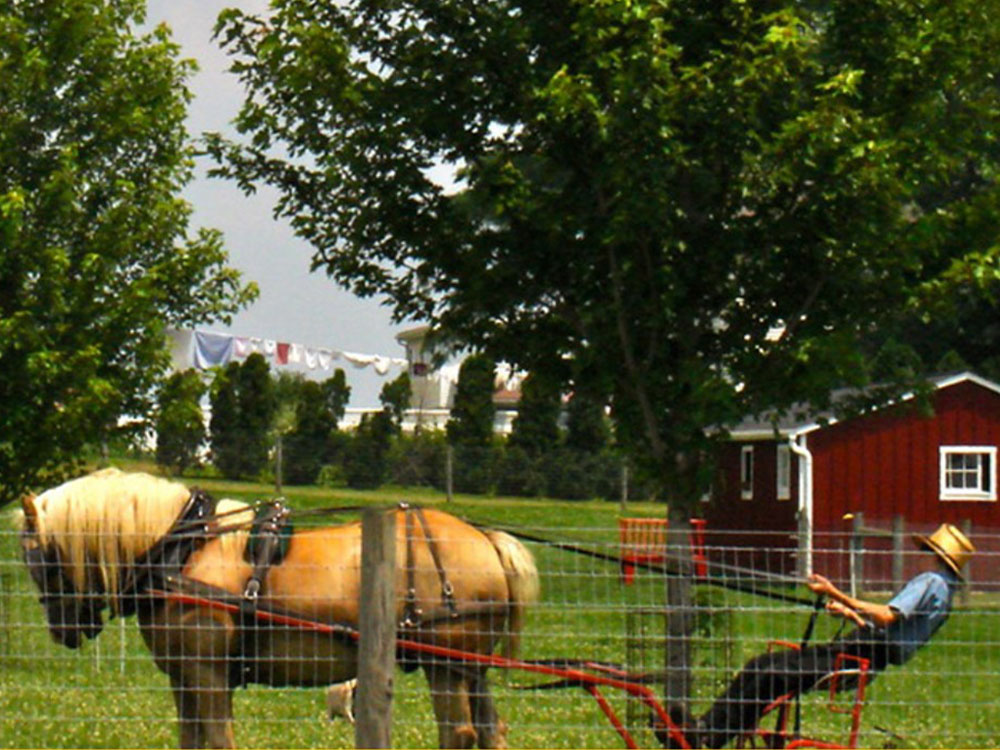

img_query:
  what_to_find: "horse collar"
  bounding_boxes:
[115,488,217,616]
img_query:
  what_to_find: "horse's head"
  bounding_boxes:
[20,494,106,649]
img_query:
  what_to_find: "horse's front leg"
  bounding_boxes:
[169,666,236,749]
[141,607,238,749]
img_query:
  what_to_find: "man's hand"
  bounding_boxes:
[807,573,836,598]
[825,599,867,628]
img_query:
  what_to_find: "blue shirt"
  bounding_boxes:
[883,570,958,664]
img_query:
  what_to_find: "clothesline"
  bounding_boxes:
[167,328,407,376]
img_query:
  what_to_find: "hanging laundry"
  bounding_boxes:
[288,343,304,364]
[343,351,375,369]
[194,331,235,369]
[234,337,254,358]
[275,342,290,365]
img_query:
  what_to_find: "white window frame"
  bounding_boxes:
[939,445,997,501]
[741,445,754,500]
[777,444,791,501]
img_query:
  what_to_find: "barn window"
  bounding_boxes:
[741,445,754,500]
[940,446,997,501]
[777,444,791,500]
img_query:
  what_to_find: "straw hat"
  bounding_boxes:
[914,524,975,578]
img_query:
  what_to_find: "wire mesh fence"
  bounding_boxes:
[2,482,999,749]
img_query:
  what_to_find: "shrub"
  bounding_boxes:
[155,369,206,475]
[495,446,547,498]
[344,411,395,489]
[388,430,448,488]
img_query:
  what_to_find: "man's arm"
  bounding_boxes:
[807,574,899,628]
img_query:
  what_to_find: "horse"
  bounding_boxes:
[18,468,539,749]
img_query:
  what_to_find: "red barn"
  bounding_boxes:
[702,372,1000,589]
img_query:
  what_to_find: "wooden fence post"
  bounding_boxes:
[849,512,864,597]
[356,507,397,748]
[892,515,905,592]
[445,445,454,503]
[619,463,629,514]
[961,518,973,606]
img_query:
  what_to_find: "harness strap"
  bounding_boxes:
[402,504,458,628]
[243,499,291,601]
[413,506,458,619]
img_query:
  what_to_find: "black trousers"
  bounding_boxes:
[697,628,897,748]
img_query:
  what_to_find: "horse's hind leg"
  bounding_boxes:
[424,664,478,748]
[469,670,508,749]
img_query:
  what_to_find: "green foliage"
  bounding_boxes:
[208,363,240,477]
[380,371,412,427]
[450,443,501,495]
[446,354,496,448]
[0,0,255,504]
[209,354,276,480]
[388,429,448,488]
[281,369,351,485]
[323,368,352,425]
[344,411,395,489]
[565,391,610,454]
[507,372,561,458]
[542,448,621,501]
[154,369,206,475]
[496,445,548,498]
[282,381,335,485]
[212,0,1000,510]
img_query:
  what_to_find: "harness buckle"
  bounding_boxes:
[244,578,261,601]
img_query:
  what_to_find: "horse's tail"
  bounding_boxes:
[483,529,540,658]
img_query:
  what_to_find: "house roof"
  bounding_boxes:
[728,371,1000,441]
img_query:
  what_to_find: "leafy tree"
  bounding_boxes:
[343,372,410,489]
[344,411,395,490]
[209,362,241,478]
[213,0,1000,510]
[209,353,275,479]
[322,368,352,427]
[155,369,206,475]
[238,352,277,474]
[565,391,610,455]
[443,354,498,493]
[283,380,336,485]
[380,371,412,429]
[507,372,561,458]
[0,0,255,504]
[282,368,351,485]
[212,0,1000,707]
[445,354,495,448]
[864,290,1000,383]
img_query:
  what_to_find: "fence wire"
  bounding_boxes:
[1,507,998,749]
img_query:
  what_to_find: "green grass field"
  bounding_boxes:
[1,468,999,748]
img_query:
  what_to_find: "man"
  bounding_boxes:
[668,523,974,749]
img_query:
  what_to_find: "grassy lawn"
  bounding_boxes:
[1,467,998,748]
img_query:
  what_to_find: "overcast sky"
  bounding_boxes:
[144,1,406,408]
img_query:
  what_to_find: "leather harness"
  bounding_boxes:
[132,494,494,688]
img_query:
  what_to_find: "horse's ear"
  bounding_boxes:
[21,494,38,531]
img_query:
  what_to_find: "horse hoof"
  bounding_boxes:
[452,724,478,748]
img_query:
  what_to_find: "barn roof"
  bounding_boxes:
[728,371,1000,441]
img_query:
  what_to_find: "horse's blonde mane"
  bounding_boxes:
[31,468,195,601]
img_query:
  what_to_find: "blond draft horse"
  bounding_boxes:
[18,469,539,749]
